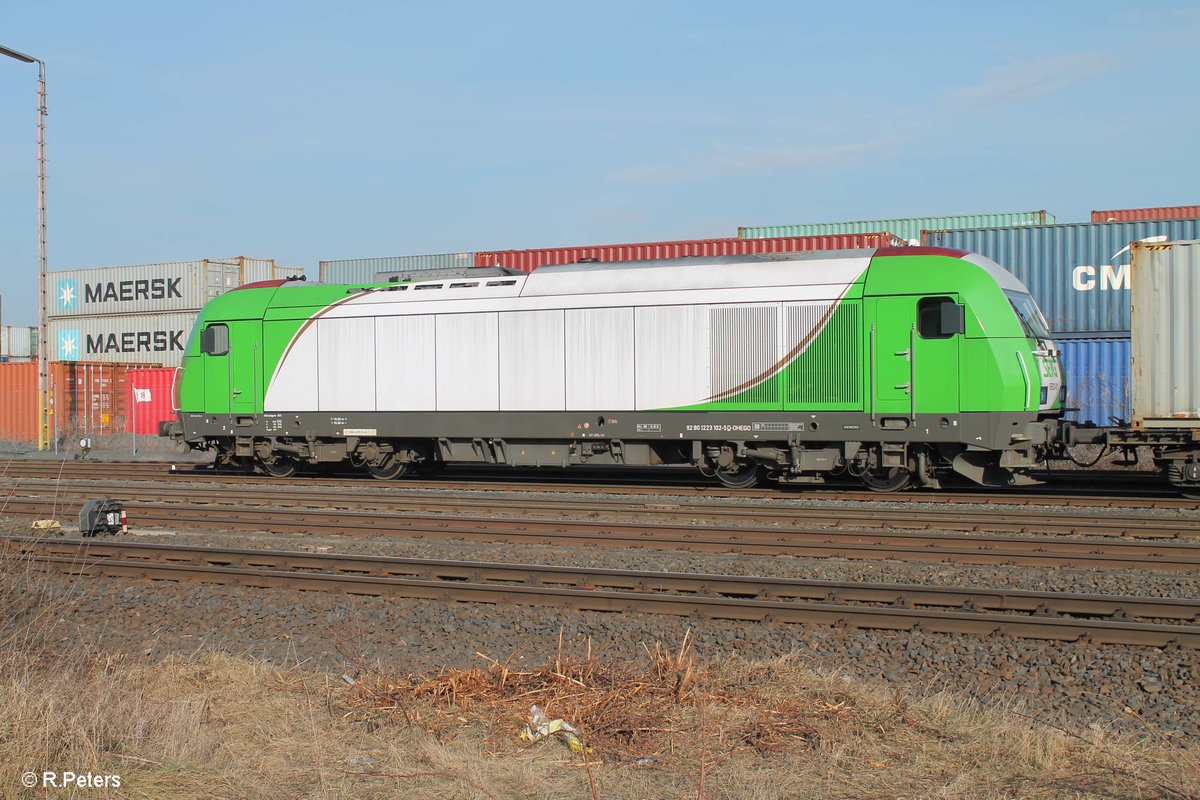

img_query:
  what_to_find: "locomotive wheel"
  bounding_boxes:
[861,466,911,493]
[1179,488,1200,501]
[366,456,408,480]
[259,458,298,478]
[715,463,761,489]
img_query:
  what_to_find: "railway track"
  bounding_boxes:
[4,478,1199,539]
[8,537,1197,648]
[1,459,1194,510]
[3,496,1198,572]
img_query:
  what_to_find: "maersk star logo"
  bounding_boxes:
[57,278,79,312]
[58,329,79,360]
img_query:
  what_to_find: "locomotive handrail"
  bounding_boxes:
[1015,351,1032,411]
[869,325,876,425]
[909,325,916,423]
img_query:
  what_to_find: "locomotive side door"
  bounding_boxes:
[869,295,963,420]
[199,320,261,416]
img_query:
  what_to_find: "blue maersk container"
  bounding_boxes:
[924,219,1200,336]
[1057,338,1130,427]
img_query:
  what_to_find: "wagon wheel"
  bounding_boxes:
[366,455,408,480]
[259,457,298,478]
[715,463,761,489]
[860,465,911,493]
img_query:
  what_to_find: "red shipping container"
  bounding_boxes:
[128,367,179,435]
[475,233,906,272]
[1091,206,1200,223]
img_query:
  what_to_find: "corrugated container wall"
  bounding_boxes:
[233,257,279,284]
[320,253,476,284]
[1,325,38,359]
[1131,239,1200,427]
[922,218,1200,336]
[1092,206,1200,223]
[1057,338,1130,427]
[48,260,242,318]
[128,367,178,435]
[0,361,165,442]
[52,362,145,438]
[0,362,37,440]
[276,266,306,281]
[476,233,906,273]
[738,211,1055,244]
[49,312,198,368]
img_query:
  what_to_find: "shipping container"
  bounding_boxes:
[0,361,36,440]
[320,252,475,284]
[475,233,906,273]
[48,256,282,319]
[128,367,179,435]
[234,257,279,285]
[276,265,306,281]
[49,312,198,368]
[48,260,240,318]
[1092,205,1200,223]
[1057,338,1130,427]
[1,325,38,358]
[53,362,143,439]
[1131,239,1200,427]
[0,361,149,442]
[738,211,1055,244]
[922,218,1200,336]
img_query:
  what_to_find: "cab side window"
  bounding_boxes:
[200,323,229,356]
[917,297,965,339]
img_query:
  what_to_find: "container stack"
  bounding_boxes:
[737,211,1055,245]
[46,256,291,369]
[0,255,298,445]
[320,253,476,284]
[923,216,1200,425]
[0,325,38,362]
[475,233,906,272]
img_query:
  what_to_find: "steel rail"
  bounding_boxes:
[0,460,1191,510]
[9,537,1196,623]
[3,498,1198,572]
[11,537,1197,648]
[3,481,1198,539]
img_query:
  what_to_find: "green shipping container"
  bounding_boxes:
[738,211,1055,244]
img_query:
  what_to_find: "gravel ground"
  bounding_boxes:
[5,465,1197,743]
[114,527,1200,599]
[28,571,1198,742]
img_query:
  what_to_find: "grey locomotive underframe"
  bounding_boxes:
[170,409,1056,487]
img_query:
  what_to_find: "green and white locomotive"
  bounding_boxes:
[165,245,1066,490]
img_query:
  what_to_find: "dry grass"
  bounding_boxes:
[1,547,1198,799]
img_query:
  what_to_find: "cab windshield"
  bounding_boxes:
[1003,290,1052,340]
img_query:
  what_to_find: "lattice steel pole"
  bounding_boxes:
[0,43,49,450]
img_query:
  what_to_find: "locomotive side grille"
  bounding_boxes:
[708,304,780,405]
[784,302,860,406]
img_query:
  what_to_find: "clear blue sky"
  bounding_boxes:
[1,1,1198,325]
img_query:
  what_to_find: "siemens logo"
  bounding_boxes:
[86,330,185,354]
[84,278,183,304]
[1071,264,1128,292]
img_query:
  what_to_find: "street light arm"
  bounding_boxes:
[0,44,37,63]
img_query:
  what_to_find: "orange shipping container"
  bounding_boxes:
[0,361,162,444]
[0,362,38,441]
